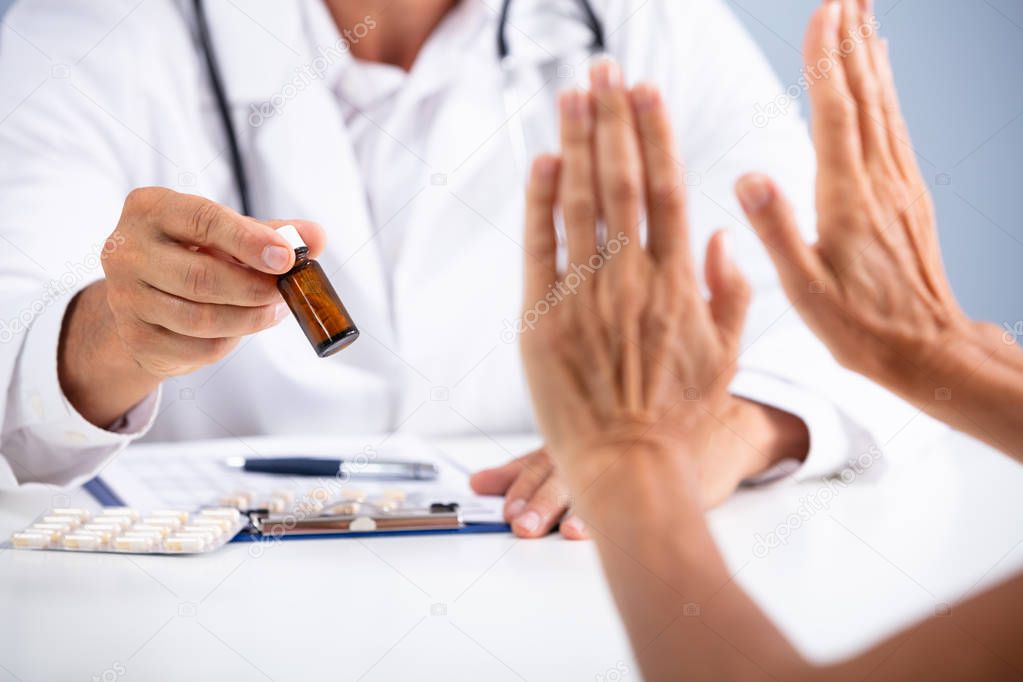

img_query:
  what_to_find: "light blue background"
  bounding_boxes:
[1,0,1019,325]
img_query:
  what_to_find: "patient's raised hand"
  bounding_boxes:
[736,0,1023,456]
[518,64,750,482]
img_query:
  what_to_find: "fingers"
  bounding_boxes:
[736,174,824,301]
[704,231,751,348]
[524,155,562,305]
[838,0,893,168]
[629,83,690,267]
[144,241,282,306]
[559,512,589,540]
[115,317,239,375]
[132,283,289,338]
[871,38,923,185]
[146,190,297,274]
[558,90,599,265]
[803,1,863,177]
[468,455,531,496]
[510,474,571,539]
[502,453,554,521]
[590,59,644,253]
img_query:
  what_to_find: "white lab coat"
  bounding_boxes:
[0,0,923,488]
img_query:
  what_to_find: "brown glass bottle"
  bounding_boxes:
[275,226,359,358]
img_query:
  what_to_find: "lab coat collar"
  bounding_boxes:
[198,0,596,108]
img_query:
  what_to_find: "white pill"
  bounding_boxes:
[43,515,80,528]
[141,516,182,531]
[381,488,407,502]
[114,535,155,552]
[165,535,206,552]
[128,524,171,538]
[51,508,90,521]
[339,488,366,502]
[179,525,220,539]
[12,531,52,548]
[99,507,140,521]
[307,487,332,504]
[81,523,122,537]
[93,516,133,531]
[272,490,295,503]
[31,521,73,533]
[330,501,361,515]
[369,498,398,512]
[192,517,232,532]
[75,528,113,543]
[259,498,286,513]
[63,534,103,549]
[201,507,242,523]
[150,510,190,523]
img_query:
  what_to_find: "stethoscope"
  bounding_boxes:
[193,0,606,217]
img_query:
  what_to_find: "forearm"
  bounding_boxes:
[888,325,1023,461]
[58,280,161,427]
[567,447,805,681]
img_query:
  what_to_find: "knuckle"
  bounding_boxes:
[182,302,216,335]
[196,337,234,365]
[250,305,276,331]
[822,99,857,129]
[605,172,641,204]
[649,179,683,211]
[123,186,161,216]
[183,261,216,299]
[562,193,596,222]
[247,274,279,304]
[186,201,224,245]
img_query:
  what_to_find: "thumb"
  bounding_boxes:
[705,230,750,347]
[735,173,821,297]
[262,219,327,260]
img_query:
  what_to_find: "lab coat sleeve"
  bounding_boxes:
[608,0,933,481]
[0,1,162,488]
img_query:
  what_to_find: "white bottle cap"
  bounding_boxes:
[276,224,307,251]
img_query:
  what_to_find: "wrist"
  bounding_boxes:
[58,281,161,427]
[567,440,703,520]
[560,438,700,497]
[719,398,809,480]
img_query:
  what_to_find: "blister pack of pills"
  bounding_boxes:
[9,506,245,555]
[217,486,466,536]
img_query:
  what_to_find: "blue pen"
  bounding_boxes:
[224,456,440,481]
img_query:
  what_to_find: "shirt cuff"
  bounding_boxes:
[729,370,880,485]
[3,286,160,487]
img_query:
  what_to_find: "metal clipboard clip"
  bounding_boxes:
[245,502,464,537]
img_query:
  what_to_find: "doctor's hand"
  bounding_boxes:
[469,449,588,539]
[517,68,750,491]
[58,188,325,428]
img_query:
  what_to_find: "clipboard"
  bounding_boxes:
[84,471,511,542]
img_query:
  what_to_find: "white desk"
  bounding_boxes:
[2,428,1022,681]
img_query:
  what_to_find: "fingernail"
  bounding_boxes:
[826,0,841,29]
[514,510,540,534]
[506,499,527,519]
[273,302,290,323]
[262,244,291,272]
[534,156,557,177]
[720,231,734,262]
[737,175,772,212]
[631,83,659,112]
[562,515,585,535]
[590,58,621,92]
